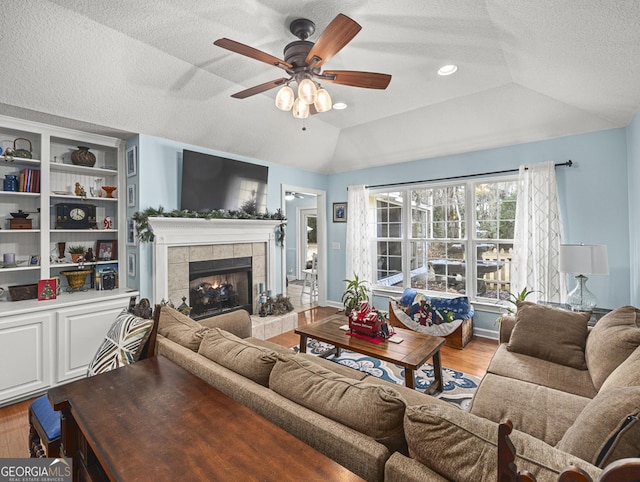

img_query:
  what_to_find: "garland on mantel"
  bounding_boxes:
[132,206,286,243]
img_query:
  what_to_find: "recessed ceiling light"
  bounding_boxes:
[437,64,458,76]
[333,102,348,110]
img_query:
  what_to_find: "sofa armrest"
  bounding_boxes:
[199,309,252,339]
[499,314,516,344]
[384,452,449,482]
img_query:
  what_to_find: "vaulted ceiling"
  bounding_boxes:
[1,1,639,173]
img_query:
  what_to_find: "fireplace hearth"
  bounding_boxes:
[189,257,252,320]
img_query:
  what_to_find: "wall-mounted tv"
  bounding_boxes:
[180,150,268,213]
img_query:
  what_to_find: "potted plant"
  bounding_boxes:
[68,245,85,263]
[341,273,370,316]
[497,287,536,324]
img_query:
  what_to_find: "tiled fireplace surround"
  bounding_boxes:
[147,217,297,339]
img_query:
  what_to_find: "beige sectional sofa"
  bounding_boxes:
[154,303,639,481]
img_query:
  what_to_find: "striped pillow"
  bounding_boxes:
[87,309,154,376]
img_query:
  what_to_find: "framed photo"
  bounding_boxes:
[333,202,347,222]
[29,254,40,266]
[126,146,137,177]
[127,183,136,207]
[96,239,117,261]
[126,218,137,246]
[127,253,136,277]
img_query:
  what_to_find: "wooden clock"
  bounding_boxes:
[55,203,97,229]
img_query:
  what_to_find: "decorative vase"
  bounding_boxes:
[60,270,92,290]
[102,186,117,198]
[57,242,66,259]
[71,146,96,167]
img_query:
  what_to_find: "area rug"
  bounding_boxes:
[294,339,481,410]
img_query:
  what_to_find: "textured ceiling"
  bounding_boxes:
[1,1,639,173]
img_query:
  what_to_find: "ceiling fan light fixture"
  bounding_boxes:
[292,97,309,119]
[285,192,295,201]
[314,88,332,112]
[298,78,317,104]
[333,102,348,110]
[275,85,294,111]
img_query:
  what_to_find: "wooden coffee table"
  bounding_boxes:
[295,315,446,393]
[48,356,364,481]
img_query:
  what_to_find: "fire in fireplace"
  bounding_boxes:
[189,257,252,320]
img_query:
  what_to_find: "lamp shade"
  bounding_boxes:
[298,78,317,104]
[314,88,332,113]
[275,86,294,111]
[292,97,309,119]
[559,244,609,275]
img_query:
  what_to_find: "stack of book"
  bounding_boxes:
[18,168,40,193]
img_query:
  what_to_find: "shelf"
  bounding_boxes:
[51,229,118,234]
[0,191,40,198]
[0,157,41,167]
[50,260,119,269]
[50,194,117,202]
[0,265,40,273]
[50,163,117,176]
[0,229,40,234]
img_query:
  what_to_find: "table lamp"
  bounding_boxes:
[559,244,609,312]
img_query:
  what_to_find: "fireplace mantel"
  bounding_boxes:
[148,217,281,306]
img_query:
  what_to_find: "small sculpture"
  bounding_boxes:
[85,247,95,262]
[74,182,87,199]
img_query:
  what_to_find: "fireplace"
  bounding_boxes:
[189,257,252,320]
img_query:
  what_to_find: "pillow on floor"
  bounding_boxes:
[87,309,154,376]
[507,301,590,369]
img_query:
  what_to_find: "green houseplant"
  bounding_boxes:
[497,287,536,323]
[342,273,370,316]
[68,245,85,263]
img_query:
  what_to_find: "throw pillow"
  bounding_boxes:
[87,309,154,376]
[556,387,640,467]
[198,328,278,387]
[585,306,640,390]
[404,404,602,481]
[269,355,407,455]
[600,345,640,391]
[507,301,590,369]
[158,305,209,351]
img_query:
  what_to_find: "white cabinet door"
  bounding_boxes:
[56,299,129,383]
[0,312,53,405]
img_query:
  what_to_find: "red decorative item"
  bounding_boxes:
[348,301,387,338]
[38,279,57,301]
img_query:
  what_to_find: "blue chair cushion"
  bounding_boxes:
[30,394,60,440]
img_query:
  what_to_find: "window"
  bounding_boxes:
[371,177,517,301]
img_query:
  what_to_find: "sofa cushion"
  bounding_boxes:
[469,372,590,446]
[269,354,407,454]
[158,306,208,351]
[585,306,640,390]
[198,328,278,387]
[486,344,597,399]
[600,345,640,391]
[87,309,154,376]
[556,387,640,468]
[404,404,602,481]
[507,301,590,369]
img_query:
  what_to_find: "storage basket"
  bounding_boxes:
[9,284,38,301]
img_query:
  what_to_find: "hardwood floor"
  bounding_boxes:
[0,307,497,459]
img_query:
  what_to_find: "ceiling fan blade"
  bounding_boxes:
[214,38,292,70]
[322,70,392,89]
[305,14,361,68]
[230,78,289,99]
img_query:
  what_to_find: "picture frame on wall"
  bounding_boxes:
[333,202,347,222]
[127,184,136,207]
[128,253,136,277]
[126,218,137,246]
[126,146,137,177]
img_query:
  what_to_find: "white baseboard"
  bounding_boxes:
[474,327,499,341]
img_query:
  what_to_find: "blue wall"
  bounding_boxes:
[132,126,636,336]
[628,112,640,306]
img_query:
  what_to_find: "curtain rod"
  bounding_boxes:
[366,160,573,190]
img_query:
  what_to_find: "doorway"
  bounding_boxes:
[298,208,317,280]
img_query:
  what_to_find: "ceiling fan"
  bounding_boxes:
[213,13,392,118]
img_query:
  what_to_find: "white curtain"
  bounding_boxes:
[346,185,372,284]
[512,161,565,303]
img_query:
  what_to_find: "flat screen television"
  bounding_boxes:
[180,149,269,213]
